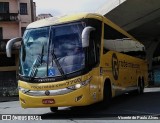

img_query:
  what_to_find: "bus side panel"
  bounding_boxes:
[100,51,148,97]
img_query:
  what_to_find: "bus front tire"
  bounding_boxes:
[50,107,58,112]
[102,82,112,107]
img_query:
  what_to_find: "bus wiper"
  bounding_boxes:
[28,45,44,79]
[28,54,41,78]
[51,50,66,79]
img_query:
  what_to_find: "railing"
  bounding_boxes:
[0,13,18,21]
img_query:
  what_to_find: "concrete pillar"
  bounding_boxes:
[142,38,160,85]
[143,38,160,70]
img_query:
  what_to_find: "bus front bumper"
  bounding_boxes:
[19,86,93,108]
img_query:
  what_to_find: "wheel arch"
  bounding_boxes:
[103,78,112,98]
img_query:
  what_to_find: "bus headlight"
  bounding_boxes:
[75,84,81,89]
[18,87,30,94]
[18,77,92,96]
[67,77,91,90]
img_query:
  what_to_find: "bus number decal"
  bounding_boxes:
[112,53,119,80]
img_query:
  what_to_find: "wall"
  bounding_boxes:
[19,0,32,23]
[0,22,19,39]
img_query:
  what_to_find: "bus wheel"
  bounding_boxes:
[137,80,144,94]
[50,107,58,112]
[102,82,112,107]
[140,80,144,94]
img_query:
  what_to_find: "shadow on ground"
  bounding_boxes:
[40,91,160,119]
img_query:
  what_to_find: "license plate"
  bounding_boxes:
[42,99,55,104]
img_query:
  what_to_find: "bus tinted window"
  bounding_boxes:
[103,24,146,59]
[86,19,102,67]
[104,24,127,39]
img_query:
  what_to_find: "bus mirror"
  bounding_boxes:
[6,37,22,57]
[82,26,95,48]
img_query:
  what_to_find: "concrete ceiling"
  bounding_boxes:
[100,0,160,40]
[128,16,160,39]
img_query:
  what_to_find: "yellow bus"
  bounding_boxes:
[6,13,148,112]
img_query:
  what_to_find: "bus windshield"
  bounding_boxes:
[20,22,85,78]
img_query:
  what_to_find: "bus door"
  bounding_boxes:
[89,68,101,102]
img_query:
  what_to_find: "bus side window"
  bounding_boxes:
[103,24,128,53]
[103,24,146,59]
[87,19,102,68]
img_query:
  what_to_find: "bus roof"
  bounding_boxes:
[27,13,103,29]
[27,13,138,42]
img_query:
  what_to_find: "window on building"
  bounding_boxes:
[20,3,27,15]
[0,27,2,39]
[21,27,26,36]
[0,2,9,13]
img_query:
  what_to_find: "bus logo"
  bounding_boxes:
[112,53,119,80]
[45,90,50,96]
